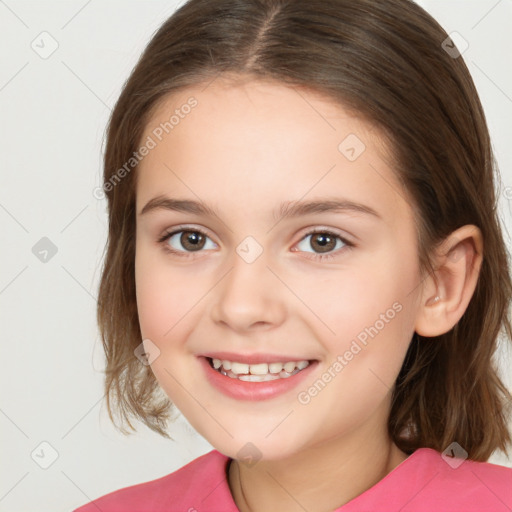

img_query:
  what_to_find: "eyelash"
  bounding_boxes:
[157,225,355,262]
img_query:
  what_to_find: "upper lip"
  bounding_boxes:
[199,352,316,365]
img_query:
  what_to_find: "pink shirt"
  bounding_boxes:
[73,447,512,511]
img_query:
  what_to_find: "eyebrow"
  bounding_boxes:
[138,195,382,221]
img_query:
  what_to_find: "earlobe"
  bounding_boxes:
[425,295,441,306]
[414,225,483,338]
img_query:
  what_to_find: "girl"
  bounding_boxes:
[75,0,512,510]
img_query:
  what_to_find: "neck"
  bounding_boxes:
[227,403,409,512]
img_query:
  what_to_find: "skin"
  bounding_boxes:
[134,75,483,512]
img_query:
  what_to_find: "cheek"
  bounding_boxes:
[334,271,418,391]
[134,247,196,343]
[298,255,417,378]
[134,252,203,405]
[284,263,401,341]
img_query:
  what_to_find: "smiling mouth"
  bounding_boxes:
[206,357,314,382]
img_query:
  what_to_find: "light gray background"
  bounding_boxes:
[1,1,511,511]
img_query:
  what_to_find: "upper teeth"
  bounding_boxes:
[212,359,310,375]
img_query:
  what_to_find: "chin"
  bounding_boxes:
[204,428,309,463]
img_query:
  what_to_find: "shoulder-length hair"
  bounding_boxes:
[97,0,512,461]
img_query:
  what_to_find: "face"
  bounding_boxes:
[134,75,423,461]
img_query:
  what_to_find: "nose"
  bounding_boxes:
[210,247,286,333]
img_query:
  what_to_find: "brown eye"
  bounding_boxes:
[293,229,353,261]
[309,233,337,253]
[158,227,216,255]
[179,231,206,251]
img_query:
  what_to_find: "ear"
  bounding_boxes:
[414,224,484,337]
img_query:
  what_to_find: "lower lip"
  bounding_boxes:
[198,356,319,401]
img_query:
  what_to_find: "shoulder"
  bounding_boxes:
[414,448,512,510]
[72,449,236,512]
[343,447,512,511]
[413,447,512,489]
[394,447,510,510]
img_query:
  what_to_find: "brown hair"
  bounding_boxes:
[97,0,512,461]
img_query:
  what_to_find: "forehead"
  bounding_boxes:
[136,76,412,226]
[144,76,380,148]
